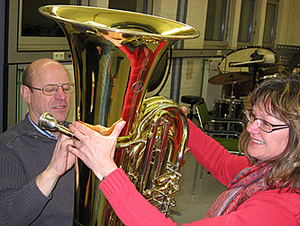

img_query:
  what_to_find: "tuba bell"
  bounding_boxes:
[39,5,199,226]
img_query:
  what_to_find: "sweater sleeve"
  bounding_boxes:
[100,169,299,226]
[0,147,50,226]
[100,168,176,226]
[187,119,251,185]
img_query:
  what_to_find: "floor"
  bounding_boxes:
[170,151,227,225]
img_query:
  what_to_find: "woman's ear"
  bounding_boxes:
[20,85,31,104]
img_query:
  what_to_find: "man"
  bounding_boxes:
[0,59,75,225]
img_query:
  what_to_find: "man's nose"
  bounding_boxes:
[54,86,67,99]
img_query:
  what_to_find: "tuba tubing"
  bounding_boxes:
[39,5,199,226]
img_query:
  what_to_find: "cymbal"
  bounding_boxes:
[209,72,252,85]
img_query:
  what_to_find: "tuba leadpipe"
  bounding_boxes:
[39,5,199,226]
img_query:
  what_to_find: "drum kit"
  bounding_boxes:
[209,46,283,124]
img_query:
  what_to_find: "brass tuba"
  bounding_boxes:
[39,5,199,226]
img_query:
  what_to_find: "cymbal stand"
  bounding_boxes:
[230,80,237,99]
[251,64,259,90]
[229,61,267,91]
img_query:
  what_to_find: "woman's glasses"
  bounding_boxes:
[245,110,289,133]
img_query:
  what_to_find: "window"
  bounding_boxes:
[263,2,278,44]
[204,0,228,42]
[21,0,78,37]
[238,0,255,43]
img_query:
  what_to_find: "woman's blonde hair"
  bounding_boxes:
[239,74,300,192]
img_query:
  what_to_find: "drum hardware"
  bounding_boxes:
[229,52,282,90]
[246,52,277,73]
[212,98,244,132]
[258,74,279,81]
[229,53,275,67]
[213,98,243,119]
[250,47,262,58]
[229,58,265,67]
[208,47,283,120]
[216,46,282,90]
[230,81,237,99]
[229,61,283,90]
[208,72,252,85]
[257,73,279,85]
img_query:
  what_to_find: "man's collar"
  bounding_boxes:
[28,114,57,140]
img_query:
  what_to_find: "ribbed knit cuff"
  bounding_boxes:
[99,168,131,198]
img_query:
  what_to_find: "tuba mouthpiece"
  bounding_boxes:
[38,112,79,140]
[38,112,58,131]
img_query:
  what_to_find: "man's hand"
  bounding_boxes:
[36,135,75,197]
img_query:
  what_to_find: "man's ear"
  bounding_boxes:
[20,85,31,104]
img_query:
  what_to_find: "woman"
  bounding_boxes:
[68,74,300,225]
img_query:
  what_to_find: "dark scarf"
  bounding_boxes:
[205,163,271,218]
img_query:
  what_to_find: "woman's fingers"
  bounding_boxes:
[70,121,92,139]
[110,120,126,137]
[70,119,125,140]
[77,119,124,136]
[182,106,188,116]
[69,119,126,163]
[68,119,126,180]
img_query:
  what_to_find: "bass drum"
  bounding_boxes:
[219,46,281,98]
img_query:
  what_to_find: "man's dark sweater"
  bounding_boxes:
[0,114,74,225]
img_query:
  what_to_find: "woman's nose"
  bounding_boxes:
[246,120,260,133]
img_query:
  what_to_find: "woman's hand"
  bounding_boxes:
[68,120,126,180]
[182,106,188,116]
[77,118,123,136]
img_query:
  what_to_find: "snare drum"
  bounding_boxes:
[213,98,231,118]
[213,98,244,132]
[213,98,243,119]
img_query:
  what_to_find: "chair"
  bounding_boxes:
[191,100,244,194]
[181,95,204,120]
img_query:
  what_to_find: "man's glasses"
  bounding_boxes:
[245,110,289,133]
[26,83,75,96]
